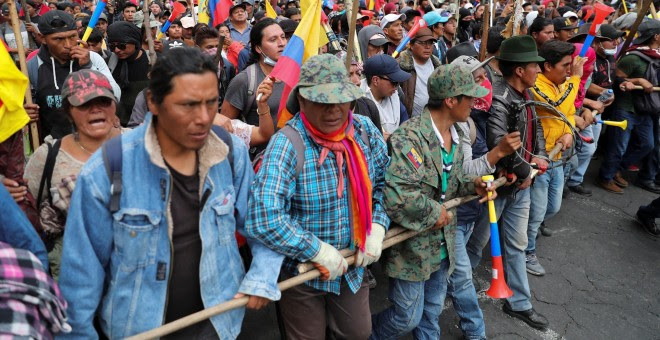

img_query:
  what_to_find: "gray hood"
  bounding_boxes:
[358,25,388,61]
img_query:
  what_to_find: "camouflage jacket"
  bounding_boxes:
[382,109,476,282]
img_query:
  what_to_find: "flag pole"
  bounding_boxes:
[143,0,158,66]
[18,0,37,49]
[7,0,39,149]
[344,0,360,71]
[479,2,490,61]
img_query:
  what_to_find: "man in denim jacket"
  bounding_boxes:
[57,48,283,339]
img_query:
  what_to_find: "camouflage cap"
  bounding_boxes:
[286,54,364,113]
[61,70,117,106]
[428,64,489,101]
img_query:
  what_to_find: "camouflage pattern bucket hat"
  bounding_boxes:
[61,70,117,106]
[428,64,489,102]
[286,54,365,114]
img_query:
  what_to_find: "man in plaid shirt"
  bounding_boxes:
[246,54,390,339]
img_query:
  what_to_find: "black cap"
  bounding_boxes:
[364,54,411,83]
[599,24,625,40]
[38,10,76,35]
[446,41,478,63]
[633,19,660,45]
[553,17,576,31]
[230,2,247,14]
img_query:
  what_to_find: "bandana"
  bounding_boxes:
[572,43,596,109]
[472,77,493,112]
[300,111,373,251]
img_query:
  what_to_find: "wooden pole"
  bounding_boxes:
[143,0,157,67]
[344,0,360,71]
[479,2,490,61]
[617,0,653,61]
[126,134,571,339]
[18,0,37,49]
[650,2,658,19]
[7,0,39,149]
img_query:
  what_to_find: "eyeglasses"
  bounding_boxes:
[378,76,399,87]
[109,42,128,50]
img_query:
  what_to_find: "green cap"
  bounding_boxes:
[496,35,545,63]
[286,54,364,113]
[428,64,489,101]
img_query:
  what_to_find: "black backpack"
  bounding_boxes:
[628,51,660,116]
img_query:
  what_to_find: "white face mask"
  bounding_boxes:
[261,52,277,66]
[603,48,617,56]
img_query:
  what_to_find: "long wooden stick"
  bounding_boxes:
[617,0,653,61]
[126,141,562,339]
[479,3,490,61]
[632,85,660,91]
[344,0,359,71]
[7,0,39,149]
[142,0,157,67]
[650,2,658,19]
[18,0,36,49]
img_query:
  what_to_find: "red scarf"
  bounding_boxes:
[626,45,660,59]
[299,111,373,251]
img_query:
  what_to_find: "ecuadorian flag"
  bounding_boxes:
[207,0,233,27]
[271,0,323,128]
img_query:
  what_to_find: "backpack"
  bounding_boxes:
[243,63,259,122]
[102,125,234,214]
[627,51,660,116]
[253,124,371,176]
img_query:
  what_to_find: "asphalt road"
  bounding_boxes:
[239,160,660,339]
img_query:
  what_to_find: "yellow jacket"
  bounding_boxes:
[531,74,580,160]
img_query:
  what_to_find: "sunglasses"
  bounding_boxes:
[378,76,399,87]
[109,42,129,50]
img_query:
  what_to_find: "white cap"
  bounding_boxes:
[380,13,406,29]
[563,11,578,19]
[181,16,195,29]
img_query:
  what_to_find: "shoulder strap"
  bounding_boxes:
[36,139,61,208]
[467,116,477,145]
[280,125,306,177]
[102,135,123,213]
[358,122,370,150]
[211,125,234,175]
[27,56,41,88]
[245,64,259,114]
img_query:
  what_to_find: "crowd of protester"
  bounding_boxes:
[0,0,659,338]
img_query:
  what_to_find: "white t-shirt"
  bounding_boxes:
[413,58,434,117]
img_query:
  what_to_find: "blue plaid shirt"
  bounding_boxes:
[246,114,391,294]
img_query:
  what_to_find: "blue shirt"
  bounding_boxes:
[246,114,391,294]
[228,22,252,46]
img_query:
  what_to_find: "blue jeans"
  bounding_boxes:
[599,109,654,181]
[371,259,450,340]
[527,163,564,253]
[467,188,533,311]
[568,115,603,186]
[447,222,486,340]
[638,117,659,182]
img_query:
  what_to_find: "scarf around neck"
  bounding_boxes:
[299,111,373,251]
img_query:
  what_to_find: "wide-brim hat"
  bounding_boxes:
[496,35,544,63]
[568,22,609,42]
[286,54,364,114]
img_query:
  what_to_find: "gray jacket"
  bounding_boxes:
[488,77,547,194]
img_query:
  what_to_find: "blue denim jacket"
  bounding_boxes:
[56,114,283,339]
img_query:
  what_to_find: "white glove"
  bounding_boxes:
[311,241,348,281]
[355,223,386,267]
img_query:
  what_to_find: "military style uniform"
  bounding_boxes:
[382,109,476,281]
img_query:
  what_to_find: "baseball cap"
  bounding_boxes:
[412,27,436,42]
[553,17,576,31]
[633,19,660,45]
[364,54,411,83]
[599,24,625,40]
[38,10,76,35]
[369,33,389,46]
[230,2,247,14]
[99,12,108,22]
[428,64,489,101]
[61,70,117,106]
[180,16,195,28]
[450,55,494,73]
[383,2,397,15]
[380,13,406,29]
[423,11,449,26]
[562,11,578,19]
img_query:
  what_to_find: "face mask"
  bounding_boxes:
[603,48,617,56]
[203,47,218,56]
[262,52,277,66]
